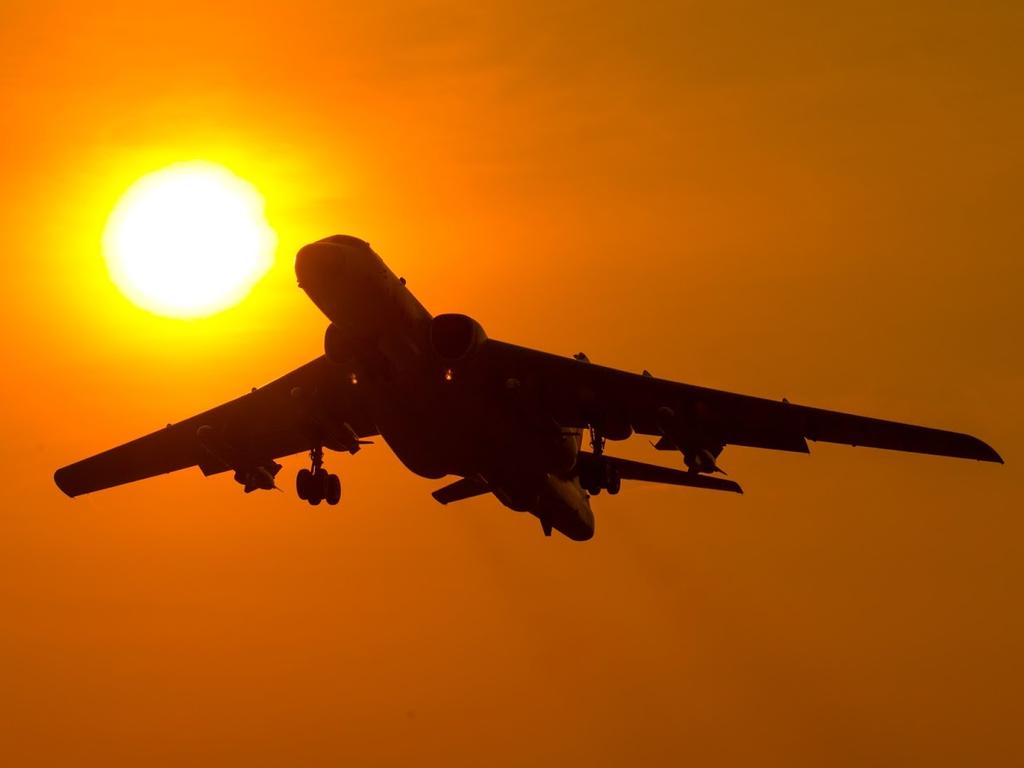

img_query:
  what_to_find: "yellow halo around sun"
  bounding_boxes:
[103,161,277,318]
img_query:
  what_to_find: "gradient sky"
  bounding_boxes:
[2,2,1022,765]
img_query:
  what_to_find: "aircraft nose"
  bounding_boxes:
[295,241,348,288]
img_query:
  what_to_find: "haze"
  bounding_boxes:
[1,2,1021,766]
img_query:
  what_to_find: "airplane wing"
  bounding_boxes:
[54,356,376,497]
[483,340,1002,465]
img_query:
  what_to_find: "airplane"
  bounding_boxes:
[54,235,1003,541]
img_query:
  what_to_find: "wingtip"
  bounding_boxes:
[53,467,77,498]
[972,437,1003,464]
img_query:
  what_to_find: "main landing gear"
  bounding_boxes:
[296,446,341,506]
[583,425,621,497]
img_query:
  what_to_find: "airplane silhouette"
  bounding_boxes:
[54,235,1003,540]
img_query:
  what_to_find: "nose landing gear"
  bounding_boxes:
[296,446,342,506]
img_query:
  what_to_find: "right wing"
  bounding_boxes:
[54,356,376,497]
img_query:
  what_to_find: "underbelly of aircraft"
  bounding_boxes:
[371,383,480,479]
[368,378,595,540]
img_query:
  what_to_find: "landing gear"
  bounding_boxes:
[581,425,620,496]
[582,458,620,497]
[296,447,342,506]
[325,472,342,505]
[296,468,312,500]
[605,462,621,495]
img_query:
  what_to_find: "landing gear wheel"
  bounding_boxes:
[325,474,341,506]
[604,460,621,495]
[581,464,602,496]
[298,447,343,507]
[306,469,326,506]
[296,468,312,500]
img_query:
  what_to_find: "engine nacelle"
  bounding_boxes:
[547,429,581,475]
[597,412,633,441]
[430,313,487,361]
[324,322,367,366]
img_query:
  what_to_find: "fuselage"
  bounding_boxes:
[295,235,595,540]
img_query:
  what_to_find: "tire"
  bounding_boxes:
[605,462,621,495]
[580,462,602,496]
[315,468,329,497]
[326,474,342,505]
[296,469,312,500]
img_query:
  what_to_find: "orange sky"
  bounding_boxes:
[1,2,1022,765]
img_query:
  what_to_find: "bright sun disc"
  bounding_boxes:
[103,161,276,318]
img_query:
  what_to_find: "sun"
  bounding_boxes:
[103,161,277,318]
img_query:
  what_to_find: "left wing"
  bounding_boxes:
[54,356,376,497]
[481,340,1002,465]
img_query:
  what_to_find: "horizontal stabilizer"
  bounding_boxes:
[432,475,491,505]
[595,453,743,494]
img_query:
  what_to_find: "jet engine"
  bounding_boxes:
[546,428,581,475]
[431,313,487,361]
[324,321,370,366]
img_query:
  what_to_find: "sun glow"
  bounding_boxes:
[103,161,276,318]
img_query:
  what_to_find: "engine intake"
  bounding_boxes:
[431,314,487,361]
[325,322,374,366]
